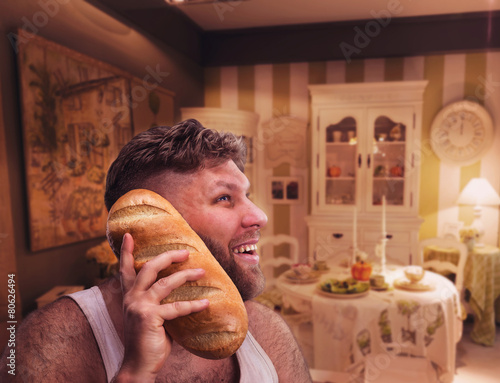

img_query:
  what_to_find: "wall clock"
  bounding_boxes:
[430,100,494,166]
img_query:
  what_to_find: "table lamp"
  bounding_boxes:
[457,178,500,247]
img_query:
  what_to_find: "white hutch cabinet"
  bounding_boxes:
[306,81,428,265]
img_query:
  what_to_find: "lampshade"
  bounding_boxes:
[457,178,500,206]
[457,178,500,247]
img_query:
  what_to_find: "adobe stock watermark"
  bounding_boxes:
[339,0,404,63]
[212,0,244,22]
[7,0,70,54]
[470,73,500,103]
[6,274,17,376]
[254,108,294,153]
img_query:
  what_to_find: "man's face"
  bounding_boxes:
[156,160,268,300]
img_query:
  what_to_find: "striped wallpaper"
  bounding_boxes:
[204,52,500,258]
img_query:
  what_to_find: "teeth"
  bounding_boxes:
[233,244,257,254]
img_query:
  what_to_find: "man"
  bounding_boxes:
[0,119,312,382]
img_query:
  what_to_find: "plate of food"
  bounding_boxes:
[316,278,370,298]
[393,278,435,292]
[369,274,390,291]
[283,265,321,284]
[312,260,330,273]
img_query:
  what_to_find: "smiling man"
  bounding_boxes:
[0,119,312,382]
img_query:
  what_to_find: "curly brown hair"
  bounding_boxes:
[104,119,247,211]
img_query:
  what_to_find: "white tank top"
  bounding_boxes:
[68,287,278,383]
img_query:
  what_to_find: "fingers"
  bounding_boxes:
[160,299,210,321]
[119,233,192,292]
[133,250,190,292]
[149,267,206,303]
[119,234,207,307]
[120,233,136,292]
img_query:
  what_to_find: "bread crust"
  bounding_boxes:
[106,189,248,359]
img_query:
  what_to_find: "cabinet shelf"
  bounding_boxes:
[373,141,405,145]
[326,142,357,147]
[373,177,404,181]
[326,176,355,181]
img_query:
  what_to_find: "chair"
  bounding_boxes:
[254,234,301,311]
[417,237,468,294]
[309,368,351,383]
[258,234,300,288]
[255,235,314,364]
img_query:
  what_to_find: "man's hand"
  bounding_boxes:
[115,233,209,382]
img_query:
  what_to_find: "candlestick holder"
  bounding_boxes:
[375,236,388,276]
[351,246,357,269]
[350,247,368,268]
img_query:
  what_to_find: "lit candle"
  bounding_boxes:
[382,195,386,236]
[381,195,387,275]
[353,206,357,264]
[353,206,357,249]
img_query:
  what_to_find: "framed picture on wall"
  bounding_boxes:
[267,176,303,204]
[16,30,174,251]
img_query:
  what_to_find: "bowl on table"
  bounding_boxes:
[404,266,425,283]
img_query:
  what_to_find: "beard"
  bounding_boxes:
[198,233,265,301]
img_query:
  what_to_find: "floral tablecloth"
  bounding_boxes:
[463,246,500,346]
[277,266,462,383]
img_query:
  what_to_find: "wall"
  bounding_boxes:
[0,0,204,314]
[204,53,500,259]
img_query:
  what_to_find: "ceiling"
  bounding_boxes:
[89,0,500,66]
[101,0,500,31]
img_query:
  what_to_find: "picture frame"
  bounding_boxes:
[267,176,303,204]
[17,30,174,251]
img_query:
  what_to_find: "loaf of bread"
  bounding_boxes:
[106,189,248,359]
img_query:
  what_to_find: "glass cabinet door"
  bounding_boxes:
[367,106,414,211]
[318,109,362,211]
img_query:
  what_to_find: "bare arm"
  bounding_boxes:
[246,300,312,383]
[0,297,106,382]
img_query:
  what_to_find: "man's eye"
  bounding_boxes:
[216,195,230,202]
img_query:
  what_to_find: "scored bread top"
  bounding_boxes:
[106,189,196,260]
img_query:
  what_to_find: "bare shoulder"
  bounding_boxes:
[245,300,296,350]
[0,297,105,382]
[245,300,312,383]
[245,300,287,331]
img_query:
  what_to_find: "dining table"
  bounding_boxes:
[276,263,462,383]
[424,244,500,346]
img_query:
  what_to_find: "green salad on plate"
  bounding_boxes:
[319,277,370,294]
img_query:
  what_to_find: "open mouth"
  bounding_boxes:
[232,244,259,265]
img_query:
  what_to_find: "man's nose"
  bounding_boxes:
[242,201,268,229]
